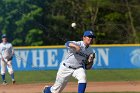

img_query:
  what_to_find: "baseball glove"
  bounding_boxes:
[85,53,95,70]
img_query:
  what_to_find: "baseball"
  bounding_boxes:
[71,22,76,28]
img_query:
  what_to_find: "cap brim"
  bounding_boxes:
[84,35,96,38]
[2,36,7,38]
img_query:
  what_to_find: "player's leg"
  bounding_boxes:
[43,63,73,93]
[72,68,87,93]
[0,60,7,85]
[7,60,15,84]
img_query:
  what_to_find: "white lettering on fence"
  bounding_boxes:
[14,48,110,69]
[47,49,58,67]
[97,48,109,66]
[15,50,29,68]
[32,49,45,67]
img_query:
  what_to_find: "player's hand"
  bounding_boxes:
[74,45,81,52]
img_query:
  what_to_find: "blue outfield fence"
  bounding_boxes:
[1,44,140,71]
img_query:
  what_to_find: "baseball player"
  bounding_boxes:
[43,30,96,93]
[0,34,15,85]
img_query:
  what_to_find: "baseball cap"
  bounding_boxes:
[2,34,7,38]
[83,30,96,38]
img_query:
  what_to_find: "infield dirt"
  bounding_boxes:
[0,81,140,93]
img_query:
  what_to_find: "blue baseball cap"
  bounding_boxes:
[2,34,7,38]
[83,30,96,38]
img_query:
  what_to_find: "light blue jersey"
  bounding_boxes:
[64,41,93,68]
[0,42,13,60]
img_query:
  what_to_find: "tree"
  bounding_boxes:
[0,0,43,45]
[0,0,139,46]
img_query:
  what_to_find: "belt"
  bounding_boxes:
[63,63,77,69]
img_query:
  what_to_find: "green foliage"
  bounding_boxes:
[104,12,122,22]
[25,29,43,45]
[0,0,140,45]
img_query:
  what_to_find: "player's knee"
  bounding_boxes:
[78,79,87,83]
[1,72,5,75]
[1,70,6,75]
[8,70,13,74]
[78,75,87,83]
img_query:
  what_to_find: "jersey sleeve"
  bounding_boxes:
[65,41,80,48]
[65,41,81,52]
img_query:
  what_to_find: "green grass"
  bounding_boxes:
[86,69,140,82]
[3,69,140,84]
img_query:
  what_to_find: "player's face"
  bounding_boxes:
[2,38,7,43]
[83,36,95,45]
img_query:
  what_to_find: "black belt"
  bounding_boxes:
[63,63,77,69]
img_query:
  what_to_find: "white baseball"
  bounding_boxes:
[71,22,76,28]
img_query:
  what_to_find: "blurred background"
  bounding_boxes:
[0,0,140,46]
